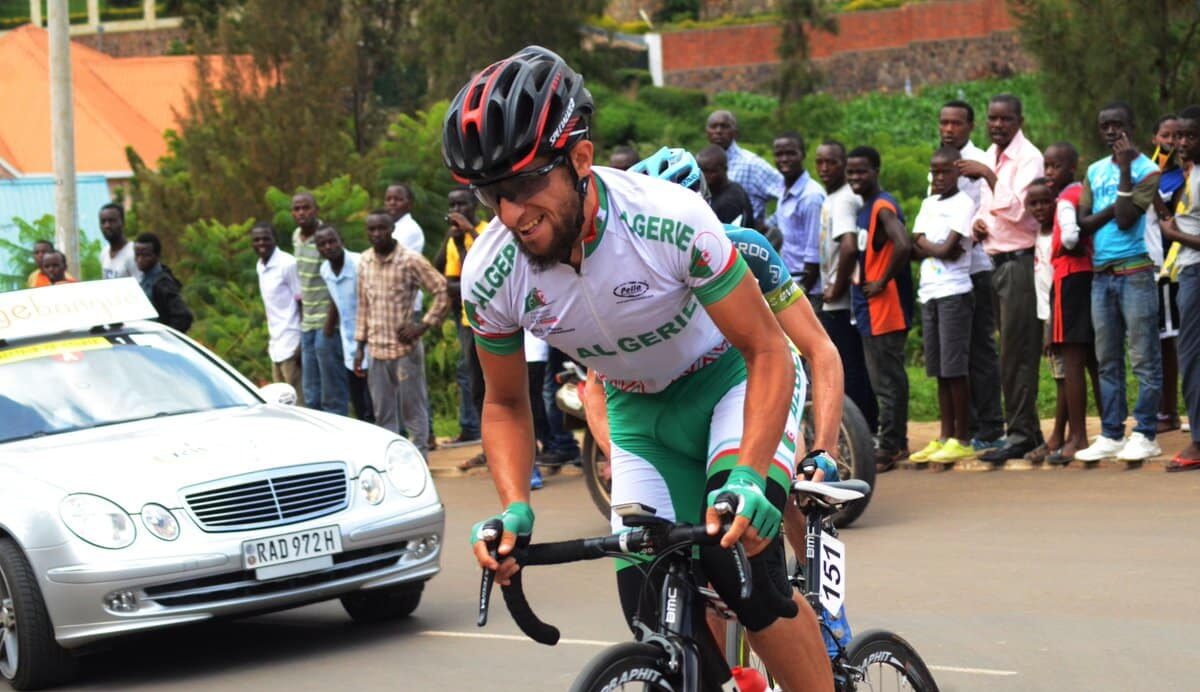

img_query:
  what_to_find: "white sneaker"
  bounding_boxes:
[1116,432,1162,461]
[1076,436,1125,461]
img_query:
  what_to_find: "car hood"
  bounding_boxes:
[0,405,395,512]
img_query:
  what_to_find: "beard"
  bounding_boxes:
[515,190,584,270]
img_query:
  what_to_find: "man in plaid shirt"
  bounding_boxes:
[707,109,785,228]
[354,209,449,456]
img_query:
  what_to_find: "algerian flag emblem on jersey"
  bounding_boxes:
[689,246,715,279]
[463,300,484,329]
[524,288,549,313]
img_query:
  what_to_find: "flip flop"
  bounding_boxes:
[1165,456,1200,473]
[1045,449,1073,466]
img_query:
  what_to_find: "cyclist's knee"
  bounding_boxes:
[700,537,794,633]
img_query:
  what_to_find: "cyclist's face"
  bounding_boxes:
[495,144,591,269]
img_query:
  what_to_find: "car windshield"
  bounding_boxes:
[0,330,260,443]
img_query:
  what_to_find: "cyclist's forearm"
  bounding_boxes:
[583,369,612,458]
[481,399,537,507]
[776,301,842,453]
[739,340,794,477]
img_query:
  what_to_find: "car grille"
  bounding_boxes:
[182,463,349,532]
[142,541,408,608]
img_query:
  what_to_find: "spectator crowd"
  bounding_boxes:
[19,92,1200,473]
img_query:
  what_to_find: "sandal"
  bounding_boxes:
[1024,444,1050,463]
[456,453,488,471]
[1165,455,1200,473]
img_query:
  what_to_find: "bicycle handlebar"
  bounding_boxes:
[478,495,751,646]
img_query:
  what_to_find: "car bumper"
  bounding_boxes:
[30,503,445,648]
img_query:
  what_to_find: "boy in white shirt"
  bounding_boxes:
[911,146,977,463]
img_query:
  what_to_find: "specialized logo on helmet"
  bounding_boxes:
[548,95,575,148]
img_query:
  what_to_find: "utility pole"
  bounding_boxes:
[49,0,79,274]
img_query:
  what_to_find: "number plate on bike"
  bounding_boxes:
[819,531,846,615]
[242,525,342,577]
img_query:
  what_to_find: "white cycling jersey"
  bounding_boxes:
[461,167,749,393]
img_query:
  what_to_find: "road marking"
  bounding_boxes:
[929,665,1018,676]
[423,631,1022,677]
[421,630,614,647]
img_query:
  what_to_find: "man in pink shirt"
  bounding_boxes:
[959,94,1045,464]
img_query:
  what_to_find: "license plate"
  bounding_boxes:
[243,525,342,572]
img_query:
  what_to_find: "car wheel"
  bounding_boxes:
[0,537,76,690]
[340,582,424,623]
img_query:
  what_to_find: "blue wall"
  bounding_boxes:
[0,175,109,290]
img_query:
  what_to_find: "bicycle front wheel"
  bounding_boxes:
[841,629,939,692]
[570,642,679,692]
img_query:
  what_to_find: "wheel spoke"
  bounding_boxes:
[0,628,16,678]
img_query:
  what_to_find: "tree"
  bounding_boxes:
[776,0,838,105]
[129,0,401,257]
[1010,0,1200,156]
[0,215,101,291]
[407,0,606,101]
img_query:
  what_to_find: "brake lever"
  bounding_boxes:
[712,493,753,601]
[476,518,503,627]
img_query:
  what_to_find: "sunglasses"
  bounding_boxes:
[472,156,566,210]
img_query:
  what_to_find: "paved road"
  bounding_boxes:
[61,464,1200,691]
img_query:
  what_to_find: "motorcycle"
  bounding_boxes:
[554,362,876,528]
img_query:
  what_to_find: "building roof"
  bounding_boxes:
[0,25,200,177]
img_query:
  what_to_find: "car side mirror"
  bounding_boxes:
[260,382,297,406]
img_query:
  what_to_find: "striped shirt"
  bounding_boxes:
[726,141,784,224]
[292,227,332,331]
[355,244,450,360]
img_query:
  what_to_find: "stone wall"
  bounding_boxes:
[660,0,1030,96]
[667,31,1032,96]
[74,27,187,57]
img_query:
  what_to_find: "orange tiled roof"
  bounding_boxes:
[0,25,201,176]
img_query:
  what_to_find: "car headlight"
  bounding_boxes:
[385,439,427,497]
[141,503,180,541]
[60,494,136,549]
[358,466,386,505]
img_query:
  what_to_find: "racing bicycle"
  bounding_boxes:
[555,363,876,528]
[726,479,940,692]
[476,497,797,692]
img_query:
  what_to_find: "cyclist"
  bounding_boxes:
[444,47,833,691]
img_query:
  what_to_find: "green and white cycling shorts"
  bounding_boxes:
[604,343,807,538]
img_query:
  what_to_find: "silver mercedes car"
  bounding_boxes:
[0,280,444,690]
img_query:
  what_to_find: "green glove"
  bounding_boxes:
[470,501,535,546]
[707,466,780,540]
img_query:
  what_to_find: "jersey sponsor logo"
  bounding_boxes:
[612,280,649,299]
[575,298,699,359]
[468,242,518,310]
[621,212,696,253]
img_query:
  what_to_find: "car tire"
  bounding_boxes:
[340,582,424,623]
[0,537,77,690]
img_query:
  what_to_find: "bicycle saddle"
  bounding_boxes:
[790,479,871,505]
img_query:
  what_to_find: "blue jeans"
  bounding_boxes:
[301,329,349,415]
[456,323,481,439]
[1092,269,1161,440]
[1177,265,1200,445]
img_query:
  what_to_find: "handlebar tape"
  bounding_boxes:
[500,571,560,646]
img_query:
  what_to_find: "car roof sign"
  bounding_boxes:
[0,278,158,342]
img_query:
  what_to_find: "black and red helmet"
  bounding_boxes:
[442,46,593,185]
